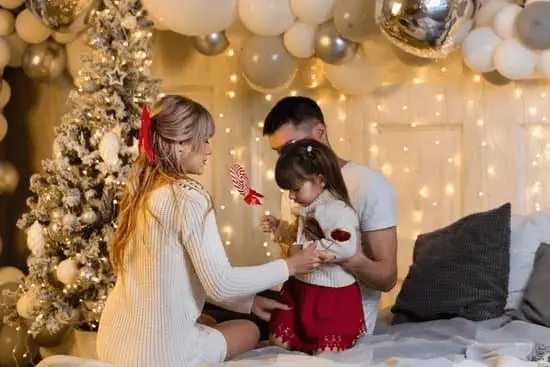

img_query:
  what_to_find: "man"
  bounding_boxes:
[204,96,397,338]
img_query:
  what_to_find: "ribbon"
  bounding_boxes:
[244,189,264,205]
[139,106,155,163]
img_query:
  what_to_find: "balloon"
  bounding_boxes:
[516,1,550,50]
[493,39,536,79]
[0,9,15,36]
[22,41,67,81]
[0,0,24,9]
[3,33,27,67]
[333,0,379,42]
[314,20,358,65]
[241,35,298,92]
[482,70,511,85]
[538,50,550,77]
[0,80,11,109]
[0,38,8,72]
[290,0,334,25]
[0,115,7,143]
[239,0,295,36]
[225,17,252,51]
[191,31,229,56]
[0,324,39,366]
[25,0,100,33]
[475,0,509,27]
[376,0,479,59]
[0,266,24,285]
[324,48,387,95]
[462,27,501,73]
[15,9,51,44]
[293,57,326,89]
[283,21,316,58]
[493,4,521,40]
[143,0,237,36]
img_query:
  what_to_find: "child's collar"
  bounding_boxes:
[293,190,334,217]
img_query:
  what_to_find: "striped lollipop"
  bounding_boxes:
[230,164,264,205]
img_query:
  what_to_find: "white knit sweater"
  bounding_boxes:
[281,190,359,288]
[97,179,289,367]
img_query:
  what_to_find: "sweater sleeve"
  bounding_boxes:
[314,201,359,261]
[180,189,289,312]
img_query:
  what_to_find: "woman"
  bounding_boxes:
[97,95,321,366]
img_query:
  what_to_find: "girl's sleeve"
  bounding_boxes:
[314,201,359,261]
[180,191,289,313]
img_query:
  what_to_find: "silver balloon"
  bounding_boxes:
[314,20,359,65]
[22,41,67,81]
[375,0,479,59]
[25,0,101,33]
[516,2,550,50]
[333,0,380,42]
[482,70,511,86]
[191,31,230,56]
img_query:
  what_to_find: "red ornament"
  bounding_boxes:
[230,164,264,205]
[330,228,351,242]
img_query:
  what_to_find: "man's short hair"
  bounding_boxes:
[263,96,325,136]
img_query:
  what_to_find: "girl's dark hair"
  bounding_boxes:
[275,139,351,207]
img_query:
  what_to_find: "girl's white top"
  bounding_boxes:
[97,179,289,367]
[281,189,360,288]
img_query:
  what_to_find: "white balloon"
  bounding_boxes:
[143,0,236,36]
[537,50,550,77]
[290,0,334,25]
[0,114,6,142]
[492,4,521,40]
[52,32,77,44]
[65,35,93,79]
[3,33,27,67]
[494,39,537,79]
[0,37,10,70]
[0,9,14,36]
[462,27,501,73]
[0,266,24,285]
[324,48,386,95]
[239,0,295,36]
[283,22,316,58]
[15,9,51,44]
[475,0,509,27]
[0,0,23,9]
[0,79,11,109]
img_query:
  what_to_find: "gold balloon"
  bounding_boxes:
[22,41,67,81]
[24,0,101,33]
[375,0,480,59]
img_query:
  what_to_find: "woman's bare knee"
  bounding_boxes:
[215,319,260,360]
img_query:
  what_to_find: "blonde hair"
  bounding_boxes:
[110,95,215,273]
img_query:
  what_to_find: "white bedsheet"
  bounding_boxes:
[222,317,550,367]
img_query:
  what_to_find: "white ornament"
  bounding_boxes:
[26,221,45,256]
[56,258,79,285]
[99,132,121,167]
[80,210,98,224]
[16,292,35,319]
[62,213,78,229]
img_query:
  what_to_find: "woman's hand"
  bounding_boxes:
[284,245,322,276]
[260,215,280,233]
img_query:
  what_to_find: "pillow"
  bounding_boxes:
[507,211,550,310]
[515,243,550,327]
[391,203,511,324]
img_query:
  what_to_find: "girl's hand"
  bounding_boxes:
[260,215,280,233]
[284,245,321,276]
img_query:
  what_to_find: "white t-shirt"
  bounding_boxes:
[280,161,397,334]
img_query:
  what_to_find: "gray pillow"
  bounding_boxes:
[391,203,511,324]
[515,243,550,327]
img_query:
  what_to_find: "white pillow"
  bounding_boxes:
[506,210,550,310]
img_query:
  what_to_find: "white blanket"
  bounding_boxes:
[223,318,550,367]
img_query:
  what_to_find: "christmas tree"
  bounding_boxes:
[4,0,160,335]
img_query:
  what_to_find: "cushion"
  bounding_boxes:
[391,203,511,324]
[507,210,550,310]
[515,243,550,327]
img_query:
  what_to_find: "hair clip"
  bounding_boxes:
[306,145,312,153]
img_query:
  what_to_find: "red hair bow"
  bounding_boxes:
[139,106,155,163]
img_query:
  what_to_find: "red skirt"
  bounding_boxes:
[269,277,365,354]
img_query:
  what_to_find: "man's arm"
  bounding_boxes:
[342,227,398,292]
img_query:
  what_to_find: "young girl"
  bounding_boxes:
[97,95,321,367]
[260,139,365,355]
